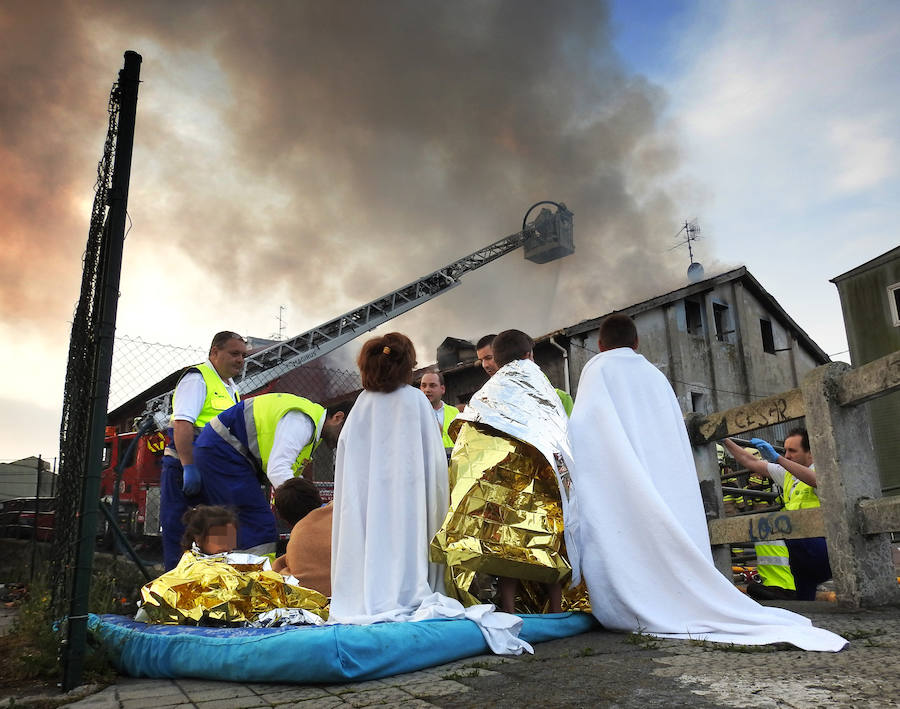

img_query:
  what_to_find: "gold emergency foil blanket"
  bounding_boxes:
[431,423,571,590]
[138,551,329,625]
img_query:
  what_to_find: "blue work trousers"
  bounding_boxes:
[193,432,277,551]
[786,536,832,601]
[160,455,208,570]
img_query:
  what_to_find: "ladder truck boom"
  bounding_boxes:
[145,201,573,413]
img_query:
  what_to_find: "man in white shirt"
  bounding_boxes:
[160,331,247,569]
[419,371,459,450]
[724,429,830,601]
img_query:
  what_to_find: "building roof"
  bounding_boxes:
[561,266,829,363]
[1,456,51,470]
[830,245,900,284]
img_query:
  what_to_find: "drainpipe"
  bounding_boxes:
[549,336,571,394]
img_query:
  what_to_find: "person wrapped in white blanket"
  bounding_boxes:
[568,313,847,652]
[328,332,532,655]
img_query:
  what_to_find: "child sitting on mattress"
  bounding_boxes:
[271,478,333,596]
[180,505,238,557]
[138,503,330,624]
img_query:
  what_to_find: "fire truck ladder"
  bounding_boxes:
[145,201,573,411]
[236,201,574,394]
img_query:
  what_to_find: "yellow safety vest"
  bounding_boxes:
[245,393,326,476]
[555,388,574,417]
[755,540,796,590]
[172,362,240,430]
[782,471,821,510]
[441,404,460,448]
[754,466,818,590]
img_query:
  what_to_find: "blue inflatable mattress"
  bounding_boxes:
[88,612,598,683]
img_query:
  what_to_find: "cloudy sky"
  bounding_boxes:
[2,1,898,463]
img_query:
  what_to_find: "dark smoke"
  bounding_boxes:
[0,2,112,330]
[4,1,691,358]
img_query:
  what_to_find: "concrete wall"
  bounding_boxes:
[438,275,827,450]
[836,260,900,365]
[568,278,823,444]
[834,256,900,491]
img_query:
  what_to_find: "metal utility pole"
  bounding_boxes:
[30,456,42,582]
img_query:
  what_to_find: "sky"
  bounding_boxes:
[2,0,898,463]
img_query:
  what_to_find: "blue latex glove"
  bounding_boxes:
[182,463,202,496]
[750,438,779,463]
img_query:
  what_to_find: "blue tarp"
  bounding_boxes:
[88,612,598,683]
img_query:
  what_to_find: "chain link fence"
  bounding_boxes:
[108,335,362,426]
[109,336,206,411]
[262,362,361,406]
[106,336,362,483]
[51,75,121,627]
[48,53,368,689]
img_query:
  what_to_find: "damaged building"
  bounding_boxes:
[434,266,829,446]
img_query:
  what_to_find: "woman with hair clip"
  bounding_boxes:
[328,332,450,622]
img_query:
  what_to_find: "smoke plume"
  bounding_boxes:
[3,0,688,357]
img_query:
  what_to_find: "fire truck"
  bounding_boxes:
[99,424,166,540]
[100,202,574,541]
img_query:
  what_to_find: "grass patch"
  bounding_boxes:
[442,669,482,680]
[686,637,778,653]
[624,626,661,650]
[840,628,885,641]
[0,549,149,691]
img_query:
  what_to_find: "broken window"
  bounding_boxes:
[691,391,706,414]
[760,318,776,354]
[685,298,704,335]
[889,283,900,327]
[713,302,732,342]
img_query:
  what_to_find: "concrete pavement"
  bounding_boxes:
[6,601,897,708]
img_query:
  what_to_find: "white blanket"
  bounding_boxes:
[568,348,847,651]
[329,385,531,655]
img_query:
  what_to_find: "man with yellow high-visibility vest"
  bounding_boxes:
[419,371,459,451]
[160,331,248,570]
[192,393,352,556]
[723,428,831,601]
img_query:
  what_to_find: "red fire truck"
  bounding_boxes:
[99,425,165,539]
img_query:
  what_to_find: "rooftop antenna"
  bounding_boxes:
[671,219,704,282]
[273,305,287,341]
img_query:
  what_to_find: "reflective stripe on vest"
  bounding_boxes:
[441,404,460,448]
[243,394,326,475]
[172,362,240,430]
[755,540,796,590]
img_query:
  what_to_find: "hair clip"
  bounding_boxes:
[383,346,391,355]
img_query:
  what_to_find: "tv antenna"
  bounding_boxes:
[273,305,287,341]
[671,219,704,282]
